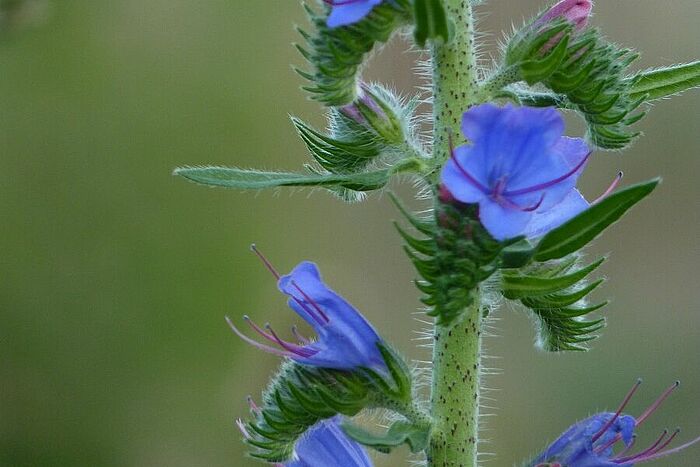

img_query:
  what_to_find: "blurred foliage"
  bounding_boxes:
[0,1,698,466]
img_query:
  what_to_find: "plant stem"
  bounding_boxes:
[428,1,481,466]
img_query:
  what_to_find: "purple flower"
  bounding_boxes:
[531,380,700,466]
[283,416,373,467]
[227,246,387,372]
[324,0,383,28]
[441,103,593,241]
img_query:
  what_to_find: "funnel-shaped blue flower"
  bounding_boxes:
[228,247,387,373]
[531,380,700,466]
[441,104,592,241]
[283,416,373,467]
[325,0,383,28]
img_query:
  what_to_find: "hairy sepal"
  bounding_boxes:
[504,20,646,150]
[502,255,608,352]
[242,344,414,462]
[392,194,515,326]
[295,0,412,106]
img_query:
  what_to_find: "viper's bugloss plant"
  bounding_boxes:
[175,0,700,465]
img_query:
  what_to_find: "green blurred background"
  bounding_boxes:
[1,1,698,465]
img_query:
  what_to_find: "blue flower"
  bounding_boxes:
[531,380,700,466]
[283,416,374,467]
[228,246,387,372]
[325,0,383,28]
[440,104,592,241]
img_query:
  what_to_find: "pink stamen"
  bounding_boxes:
[226,316,293,358]
[614,429,669,463]
[448,132,490,195]
[265,323,317,357]
[596,432,624,454]
[290,280,330,324]
[251,244,281,280]
[592,379,643,443]
[593,171,624,205]
[625,434,700,464]
[503,152,591,197]
[636,381,679,426]
[244,315,282,345]
[612,435,637,459]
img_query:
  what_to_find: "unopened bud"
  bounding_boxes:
[339,84,404,144]
[536,0,592,32]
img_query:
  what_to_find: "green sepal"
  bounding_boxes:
[501,257,605,300]
[296,0,412,106]
[504,255,608,352]
[533,179,659,261]
[501,20,647,150]
[628,60,700,102]
[342,419,430,454]
[413,0,450,47]
[393,194,515,325]
[241,343,417,462]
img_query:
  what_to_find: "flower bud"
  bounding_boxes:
[339,84,405,144]
[536,0,593,32]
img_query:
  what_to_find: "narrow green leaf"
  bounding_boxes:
[629,61,700,101]
[174,166,391,192]
[534,179,659,261]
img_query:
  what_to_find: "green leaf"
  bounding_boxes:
[502,258,605,300]
[534,179,659,261]
[629,61,700,101]
[413,0,449,47]
[342,420,430,454]
[173,166,391,192]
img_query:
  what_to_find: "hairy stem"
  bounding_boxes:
[428,1,481,466]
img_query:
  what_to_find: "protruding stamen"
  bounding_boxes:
[250,244,281,280]
[504,151,591,197]
[291,280,330,324]
[448,131,490,195]
[265,323,316,357]
[636,381,680,426]
[225,316,292,358]
[627,434,700,464]
[615,429,669,463]
[592,379,643,443]
[592,171,623,204]
[612,434,637,459]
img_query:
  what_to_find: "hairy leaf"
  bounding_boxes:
[628,60,700,101]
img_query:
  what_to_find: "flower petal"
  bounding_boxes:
[478,198,533,240]
[327,0,383,28]
[287,416,373,467]
[524,189,589,238]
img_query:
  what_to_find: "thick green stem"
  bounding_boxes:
[428,2,482,466]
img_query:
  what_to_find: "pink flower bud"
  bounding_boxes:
[537,0,593,31]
